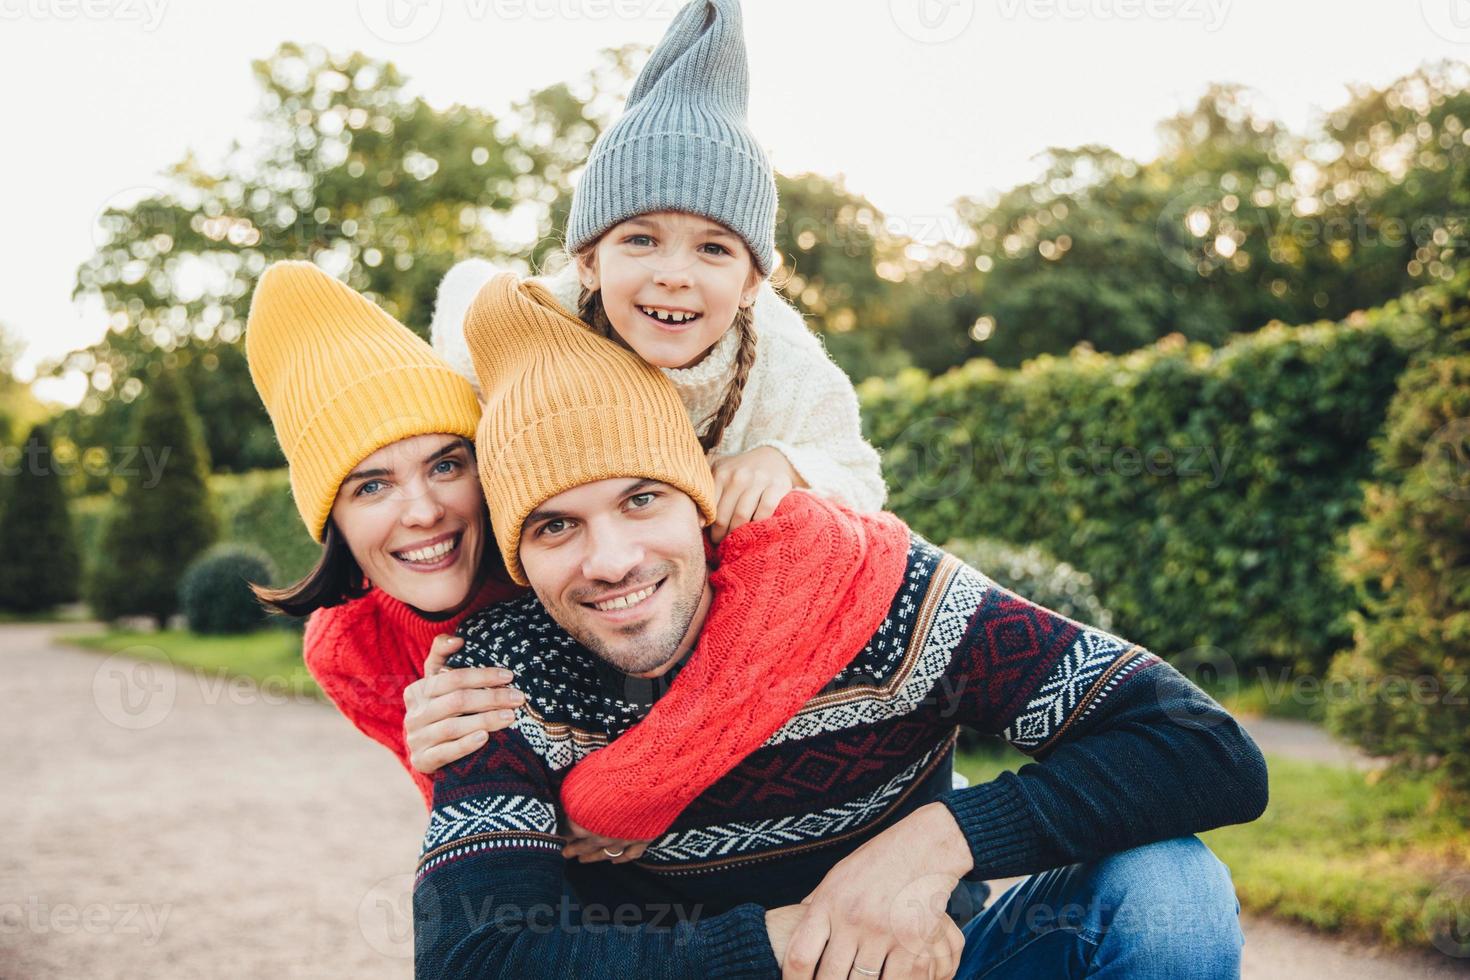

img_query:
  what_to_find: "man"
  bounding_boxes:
[412,273,1268,979]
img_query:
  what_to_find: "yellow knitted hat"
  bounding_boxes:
[465,273,716,585]
[245,261,483,542]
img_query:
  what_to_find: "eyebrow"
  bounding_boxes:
[344,438,468,484]
[523,478,663,529]
[621,216,737,241]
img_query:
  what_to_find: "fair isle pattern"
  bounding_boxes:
[764,550,988,746]
[641,736,952,869]
[1046,648,1163,752]
[511,709,609,773]
[1001,632,1154,750]
[421,794,557,856]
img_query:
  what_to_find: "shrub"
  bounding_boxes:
[943,536,1112,632]
[860,278,1452,676]
[1324,353,1470,809]
[0,424,81,611]
[180,543,276,634]
[87,369,218,626]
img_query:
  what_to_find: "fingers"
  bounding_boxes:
[423,633,463,676]
[407,682,524,728]
[410,729,491,775]
[783,907,830,980]
[812,930,860,980]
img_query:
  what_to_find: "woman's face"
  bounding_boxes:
[329,433,486,614]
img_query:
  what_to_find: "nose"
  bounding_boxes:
[650,254,694,290]
[400,479,446,528]
[580,519,644,586]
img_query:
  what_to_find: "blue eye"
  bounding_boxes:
[625,234,655,247]
[629,492,657,508]
[356,480,385,497]
[433,458,460,475]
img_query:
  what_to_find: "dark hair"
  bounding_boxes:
[575,285,758,453]
[250,503,506,618]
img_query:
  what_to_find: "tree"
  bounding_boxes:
[54,42,627,490]
[0,424,81,612]
[87,368,217,626]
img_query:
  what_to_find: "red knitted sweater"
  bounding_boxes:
[303,493,910,829]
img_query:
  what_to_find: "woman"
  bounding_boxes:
[244,260,524,806]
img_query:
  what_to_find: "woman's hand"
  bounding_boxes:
[403,634,523,774]
[709,446,805,543]
[561,817,652,865]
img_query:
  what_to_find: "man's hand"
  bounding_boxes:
[403,635,523,774]
[708,446,806,543]
[779,802,972,979]
[561,817,651,865]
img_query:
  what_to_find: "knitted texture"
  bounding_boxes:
[245,261,481,541]
[564,0,778,274]
[303,575,520,807]
[560,490,911,839]
[462,272,716,584]
[432,260,888,510]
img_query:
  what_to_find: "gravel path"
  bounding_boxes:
[2,623,1466,979]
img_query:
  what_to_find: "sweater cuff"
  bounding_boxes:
[692,903,780,979]
[939,774,1046,882]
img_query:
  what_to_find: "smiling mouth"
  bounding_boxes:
[637,305,702,326]
[392,532,462,567]
[583,578,664,613]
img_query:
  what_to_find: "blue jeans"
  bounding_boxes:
[954,836,1244,979]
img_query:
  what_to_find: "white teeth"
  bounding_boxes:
[639,305,699,324]
[592,584,657,612]
[397,538,457,563]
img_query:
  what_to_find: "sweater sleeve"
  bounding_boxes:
[737,286,887,513]
[414,645,780,979]
[934,569,1270,880]
[303,607,434,808]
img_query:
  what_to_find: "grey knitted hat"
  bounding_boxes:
[565,0,778,276]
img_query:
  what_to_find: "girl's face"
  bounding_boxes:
[577,211,763,370]
[329,433,487,615]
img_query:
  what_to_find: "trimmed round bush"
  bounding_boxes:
[943,536,1113,632]
[179,544,276,635]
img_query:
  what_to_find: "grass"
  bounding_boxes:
[60,627,322,700]
[955,745,1470,955]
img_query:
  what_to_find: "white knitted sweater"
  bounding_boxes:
[431,259,886,513]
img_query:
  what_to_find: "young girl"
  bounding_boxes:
[430,0,884,542]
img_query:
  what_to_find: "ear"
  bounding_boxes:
[574,250,599,291]
[739,264,762,308]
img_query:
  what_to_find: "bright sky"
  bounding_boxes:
[1,0,1464,404]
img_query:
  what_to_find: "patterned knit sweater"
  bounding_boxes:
[414,535,1270,978]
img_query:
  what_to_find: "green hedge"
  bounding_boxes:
[76,468,319,599]
[861,280,1455,676]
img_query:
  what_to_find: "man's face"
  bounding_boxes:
[518,478,710,677]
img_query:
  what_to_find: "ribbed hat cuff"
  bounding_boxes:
[291,364,481,541]
[482,404,716,585]
[566,132,777,275]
